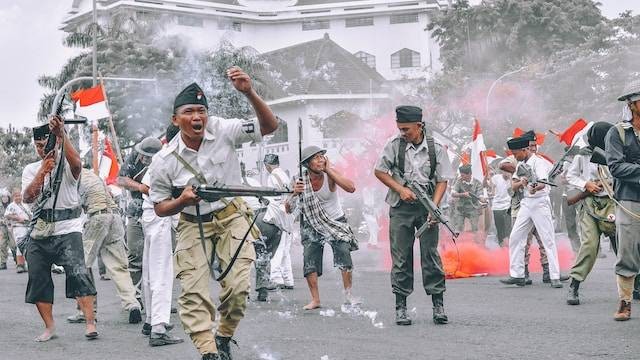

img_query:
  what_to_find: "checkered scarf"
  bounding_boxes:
[300,170,355,243]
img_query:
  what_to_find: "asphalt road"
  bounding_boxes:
[1,235,639,360]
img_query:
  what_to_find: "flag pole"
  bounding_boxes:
[91,121,99,174]
[98,75,123,165]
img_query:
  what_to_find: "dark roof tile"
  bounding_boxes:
[258,34,386,99]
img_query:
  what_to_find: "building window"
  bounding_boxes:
[345,16,373,28]
[390,13,419,24]
[391,48,420,68]
[135,10,158,22]
[217,19,242,31]
[302,20,330,31]
[177,15,204,27]
[354,51,376,69]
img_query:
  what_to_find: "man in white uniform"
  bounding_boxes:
[500,136,563,288]
[140,124,183,346]
[263,154,295,290]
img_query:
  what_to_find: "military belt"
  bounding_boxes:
[180,201,239,223]
[88,208,119,218]
[40,207,82,222]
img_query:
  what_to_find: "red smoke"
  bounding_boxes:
[379,231,575,279]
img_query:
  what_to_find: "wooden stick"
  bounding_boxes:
[98,75,124,165]
[91,122,99,174]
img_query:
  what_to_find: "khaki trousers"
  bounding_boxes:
[83,213,139,310]
[570,204,616,282]
[175,210,255,355]
[0,224,16,265]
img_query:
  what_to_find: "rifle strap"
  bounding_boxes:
[598,165,640,220]
[397,138,407,179]
[49,142,67,222]
[397,133,437,181]
[170,151,207,184]
[174,150,257,281]
[616,123,627,146]
[425,135,437,181]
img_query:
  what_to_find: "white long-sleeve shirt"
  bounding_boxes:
[565,153,608,197]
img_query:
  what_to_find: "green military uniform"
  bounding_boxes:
[375,106,454,325]
[149,83,262,356]
[452,175,483,232]
[0,199,16,269]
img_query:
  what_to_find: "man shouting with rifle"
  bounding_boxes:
[22,120,97,342]
[149,66,278,360]
[374,105,454,326]
[500,136,563,288]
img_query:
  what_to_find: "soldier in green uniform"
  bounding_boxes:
[149,66,278,360]
[0,192,18,271]
[451,164,484,235]
[374,105,454,326]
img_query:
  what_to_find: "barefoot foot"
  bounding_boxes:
[35,328,56,342]
[303,301,321,310]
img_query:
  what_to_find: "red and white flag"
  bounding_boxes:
[98,138,120,185]
[471,119,487,182]
[557,119,593,147]
[484,149,500,163]
[71,84,110,122]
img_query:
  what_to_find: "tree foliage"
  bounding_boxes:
[427,0,610,73]
[38,15,266,150]
[423,1,639,156]
[0,126,39,190]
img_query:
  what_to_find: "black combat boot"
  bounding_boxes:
[567,278,580,305]
[257,288,268,302]
[524,264,532,285]
[202,353,220,360]
[215,335,237,360]
[542,263,551,283]
[394,294,412,326]
[499,277,526,286]
[432,293,448,324]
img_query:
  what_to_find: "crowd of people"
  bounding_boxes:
[1,66,640,360]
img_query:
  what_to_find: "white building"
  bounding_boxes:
[63,0,449,81]
[62,0,449,177]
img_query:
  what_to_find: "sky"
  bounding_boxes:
[0,0,638,130]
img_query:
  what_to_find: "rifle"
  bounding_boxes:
[20,96,67,255]
[392,170,459,240]
[566,147,608,206]
[171,184,292,202]
[516,163,557,189]
[566,185,599,206]
[546,145,581,185]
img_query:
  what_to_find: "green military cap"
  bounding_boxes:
[395,105,422,123]
[263,153,279,165]
[521,130,536,142]
[32,124,50,141]
[174,82,208,111]
[507,136,529,150]
[459,164,472,174]
[618,79,640,102]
